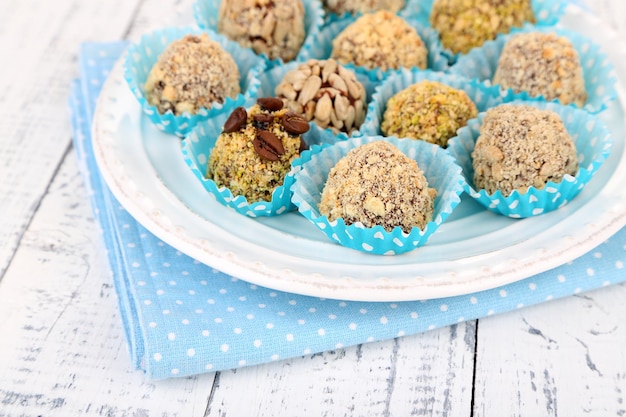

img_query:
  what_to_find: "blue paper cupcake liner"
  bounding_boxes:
[193,0,325,68]
[289,136,465,255]
[448,24,617,114]
[401,0,566,63]
[310,14,449,82]
[360,68,506,140]
[181,111,305,217]
[124,26,265,137]
[446,100,613,218]
[256,60,378,143]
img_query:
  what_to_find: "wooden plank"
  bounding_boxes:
[62,1,472,414]
[472,2,626,415]
[586,0,626,39]
[0,148,215,417]
[206,322,476,417]
[473,284,626,417]
[0,1,219,416]
[0,0,141,278]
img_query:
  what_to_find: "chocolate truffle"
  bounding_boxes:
[319,140,437,232]
[472,104,578,196]
[275,59,367,134]
[493,31,587,107]
[144,34,240,115]
[381,80,478,146]
[331,11,428,72]
[218,0,306,62]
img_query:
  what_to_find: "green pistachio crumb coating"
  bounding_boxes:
[208,105,303,203]
[381,80,478,146]
[430,0,536,54]
[472,104,578,196]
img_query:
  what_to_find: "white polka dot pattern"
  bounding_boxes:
[72,40,626,381]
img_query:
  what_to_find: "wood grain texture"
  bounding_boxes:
[474,285,626,417]
[0,0,139,278]
[206,322,476,417]
[0,149,215,417]
[470,3,626,416]
[1,0,626,416]
[585,0,626,40]
[0,1,216,416]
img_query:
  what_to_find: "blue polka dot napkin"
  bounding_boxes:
[69,41,626,380]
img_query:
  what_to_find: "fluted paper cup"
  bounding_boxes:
[402,0,566,63]
[446,100,613,218]
[124,26,265,137]
[289,135,464,255]
[309,14,449,82]
[181,111,311,217]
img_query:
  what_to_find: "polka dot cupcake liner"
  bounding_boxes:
[181,111,301,217]
[289,136,465,255]
[448,24,618,114]
[309,14,449,82]
[256,60,378,144]
[124,26,265,137]
[193,0,325,68]
[401,0,567,63]
[360,68,506,139]
[446,100,613,218]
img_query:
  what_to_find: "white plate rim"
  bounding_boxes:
[92,5,626,302]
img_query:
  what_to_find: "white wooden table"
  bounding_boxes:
[1,0,625,415]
